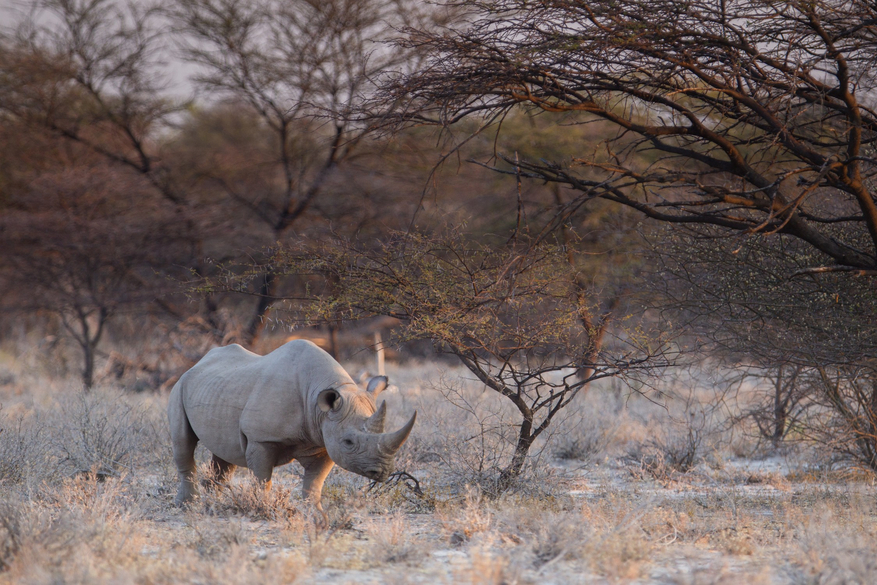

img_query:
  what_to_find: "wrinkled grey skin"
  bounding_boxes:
[168,339,416,512]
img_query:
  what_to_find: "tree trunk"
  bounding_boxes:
[863,381,877,470]
[772,368,787,447]
[244,270,277,347]
[328,322,339,359]
[497,417,534,493]
[82,340,95,390]
[74,312,105,390]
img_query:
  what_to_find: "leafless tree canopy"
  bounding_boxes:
[171,0,436,233]
[381,0,877,274]
[168,0,443,342]
[0,0,448,370]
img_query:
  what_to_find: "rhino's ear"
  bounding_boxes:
[317,388,343,413]
[366,376,388,396]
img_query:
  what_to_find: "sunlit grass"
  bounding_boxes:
[0,359,875,584]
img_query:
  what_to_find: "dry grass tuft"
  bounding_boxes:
[363,512,422,563]
[665,564,774,585]
[509,508,585,568]
[438,488,493,546]
[789,499,877,585]
[189,516,252,559]
[200,474,299,522]
[454,546,512,585]
[0,476,140,583]
[577,497,654,580]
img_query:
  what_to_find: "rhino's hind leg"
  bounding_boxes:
[204,455,237,488]
[168,383,199,507]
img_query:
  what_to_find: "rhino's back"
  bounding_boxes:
[178,340,352,465]
[237,340,355,443]
[179,344,268,465]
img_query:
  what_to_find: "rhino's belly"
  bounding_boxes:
[194,425,248,467]
[185,396,248,466]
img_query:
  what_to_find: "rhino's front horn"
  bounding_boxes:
[364,401,387,433]
[380,411,417,454]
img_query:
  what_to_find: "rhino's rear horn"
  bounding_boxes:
[364,401,387,433]
[367,376,388,396]
[380,411,417,454]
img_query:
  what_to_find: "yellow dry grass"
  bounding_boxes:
[0,359,875,584]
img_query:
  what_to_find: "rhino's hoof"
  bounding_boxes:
[174,490,199,508]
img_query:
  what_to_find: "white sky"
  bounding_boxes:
[0,0,199,99]
[1,0,33,29]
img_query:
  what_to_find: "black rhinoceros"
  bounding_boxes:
[168,339,416,512]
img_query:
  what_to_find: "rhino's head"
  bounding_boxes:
[317,376,416,482]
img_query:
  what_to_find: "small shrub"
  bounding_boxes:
[636,431,701,481]
[625,393,717,481]
[0,501,23,571]
[0,409,49,486]
[200,474,298,522]
[550,395,621,462]
[553,428,615,462]
[50,388,166,478]
[439,488,493,546]
[0,496,98,577]
[364,512,421,563]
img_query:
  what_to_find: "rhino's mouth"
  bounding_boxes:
[365,468,390,482]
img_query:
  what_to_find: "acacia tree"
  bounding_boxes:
[0,0,445,358]
[653,226,877,465]
[380,0,877,274]
[0,164,192,388]
[374,0,877,464]
[258,231,671,492]
[169,0,442,344]
[0,0,186,202]
[0,0,231,345]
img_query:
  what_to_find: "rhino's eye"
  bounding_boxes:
[342,438,354,447]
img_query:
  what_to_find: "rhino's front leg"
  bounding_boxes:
[298,453,334,523]
[298,453,335,506]
[245,441,278,492]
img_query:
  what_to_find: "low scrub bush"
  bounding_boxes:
[200,475,299,522]
[49,388,167,479]
[0,409,49,487]
[363,512,422,563]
